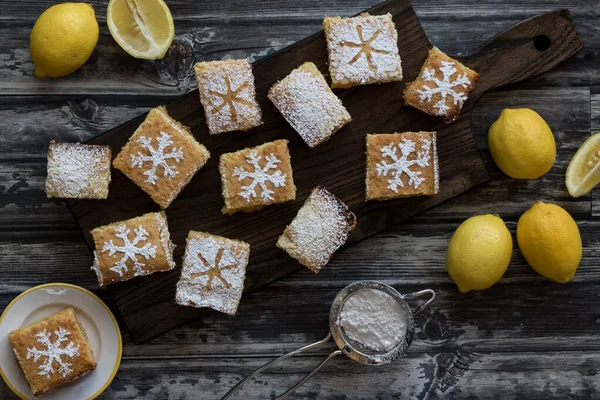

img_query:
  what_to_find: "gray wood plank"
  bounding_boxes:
[110,352,600,399]
[3,351,598,399]
[589,91,600,215]
[0,0,598,95]
[2,222,600,358]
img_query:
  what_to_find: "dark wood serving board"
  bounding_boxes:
[68,0,582,343]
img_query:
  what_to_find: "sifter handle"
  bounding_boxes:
[221,332,336,400]
[403,289,436,315]
[277,350,343,399]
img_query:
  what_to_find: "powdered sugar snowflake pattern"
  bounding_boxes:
[26,328,80,378]
[376,138,432,192]
[190,246,238,289]
[130,132,184,184]
[417,61,472,117]
[102,224,157,277]
[176,232,249,314]
[232,151,287,201]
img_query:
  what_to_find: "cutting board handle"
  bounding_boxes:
[463,9,583,96]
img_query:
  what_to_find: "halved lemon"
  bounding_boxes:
[566,132,600,197]
[107,0,174,60]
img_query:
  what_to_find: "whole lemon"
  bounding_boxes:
[30,3,99,78]
[517,201,582,283]
[488,108,556,179]
[446,214,513,293]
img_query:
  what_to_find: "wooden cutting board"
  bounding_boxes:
[68,0,582,343]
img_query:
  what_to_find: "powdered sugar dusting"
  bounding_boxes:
[176,233,249,315]
[101,224,157,278]
[278,187,355,272]
[90,212,176,286]
[26,327,80,378]
[196,60,263,134]
[232,151,287,201]
[269,63,351,148]
[417,60,472,118]
[339,288,407,352]
[325,14,402,86]
[376,137,432,192]
[130,132,184,185]
[46,142,111,199]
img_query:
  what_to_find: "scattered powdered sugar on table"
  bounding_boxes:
[269,64,350,148]
[339,288,407,352]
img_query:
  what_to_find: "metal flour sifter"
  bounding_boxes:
[222,281,436,399]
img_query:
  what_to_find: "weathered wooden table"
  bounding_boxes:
[1,0,599,398]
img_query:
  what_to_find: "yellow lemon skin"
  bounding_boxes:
[446,214,513,293]
[565,132,600,198]
[517,201,582,283]
[488,108,556,179]
[30,3,99,78]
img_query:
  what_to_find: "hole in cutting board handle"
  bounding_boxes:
[534,35,552,51]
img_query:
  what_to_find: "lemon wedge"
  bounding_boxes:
[566,132,600,197]
[107,0,174,59]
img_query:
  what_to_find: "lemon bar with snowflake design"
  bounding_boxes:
[175,231,250,315]
[268,62,351,148]
[277,186,356,273]
[46,141,111,199]
[8,308,97,397]
[219,139,296,214]
[90,211,176,286]
[323,13,402,89]
[195,59,263,135]
[403,47,478,122]
[113,106,210,209]
[366,132,439,201]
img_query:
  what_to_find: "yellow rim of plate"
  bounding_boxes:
[0,283,123,400]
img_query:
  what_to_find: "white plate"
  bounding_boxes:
[0,283,122,400]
